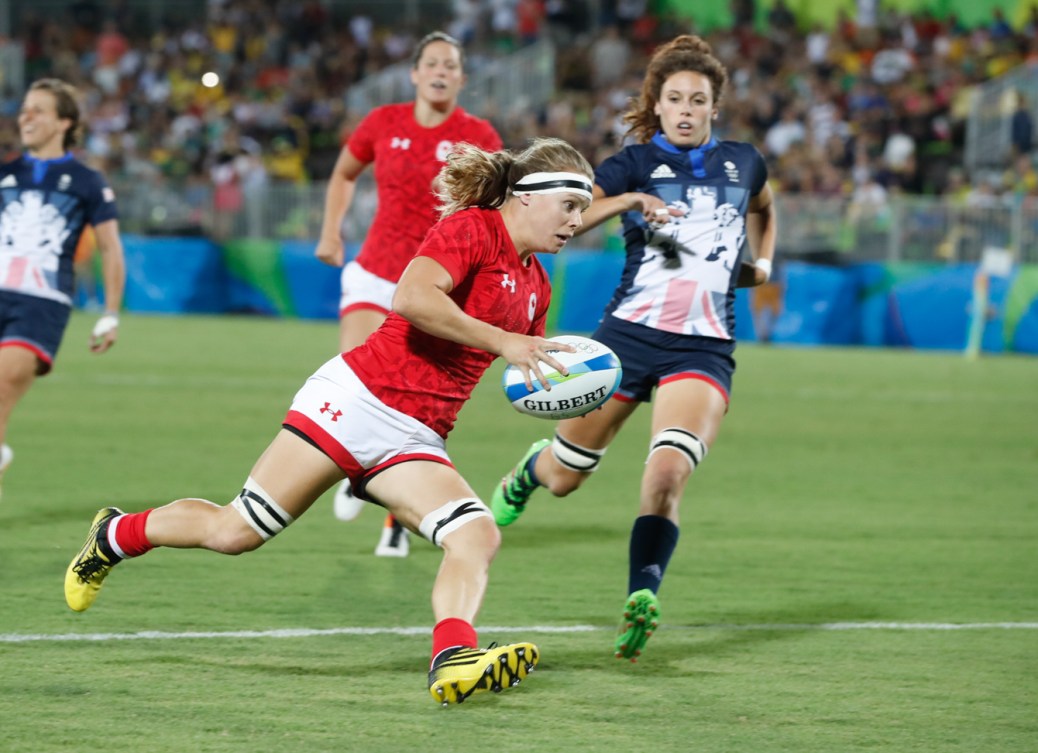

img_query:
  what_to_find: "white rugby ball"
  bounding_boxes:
[502,335,622,420]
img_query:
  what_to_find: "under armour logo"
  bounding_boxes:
[390,137,411,149]
[501,274,516,293]
[640,564,663,580]
[319,402,342,422]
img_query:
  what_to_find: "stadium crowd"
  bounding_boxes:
[2,0,1037,214]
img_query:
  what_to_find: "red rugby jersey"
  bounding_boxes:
[346,102,502,282]
[344,208,550,438]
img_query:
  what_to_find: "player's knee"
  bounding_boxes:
[228,476,294,552]
[542,470,584,498]
[208,518,265,555]
[420,497,496,550]
[642,460,690,503]
[546,431,605,496]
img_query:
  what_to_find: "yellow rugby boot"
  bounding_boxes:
[64,507,124,612]
[428,642,539,706]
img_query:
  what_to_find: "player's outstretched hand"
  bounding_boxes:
[499,334,576,392]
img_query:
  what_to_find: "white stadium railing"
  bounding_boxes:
[965,62,1038,172]
[345,39,556,121]
[112,177,1038,265]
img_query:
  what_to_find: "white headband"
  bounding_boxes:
[513,171,593,201]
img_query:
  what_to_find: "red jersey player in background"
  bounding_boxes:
[315,31,502,556]
[64,137,594,706]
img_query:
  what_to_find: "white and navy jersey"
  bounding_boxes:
[595,134,767,341]
[0,153,117,305]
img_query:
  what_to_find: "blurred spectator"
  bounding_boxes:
[450,0,483,46]
[613,0,648,36]
[965,176,1003,208]
[589,25,630,90]
[767,0,798,41]
[1003,153,1038,198]
[1010,91,1034,157]
[207,122,266,239]
[514,0,544,48]
[764,105,806,158]
[2,0,1034,230]
[805,23,830,67]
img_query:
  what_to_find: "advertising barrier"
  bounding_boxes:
[110,236,1038,354]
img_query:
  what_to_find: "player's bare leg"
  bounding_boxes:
[368,460,539,704]
[0,347,41,499]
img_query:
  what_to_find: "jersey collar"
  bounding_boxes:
[23,151,74,184]
[651,132,718,178]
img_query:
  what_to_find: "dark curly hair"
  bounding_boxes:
[623,35,729,144]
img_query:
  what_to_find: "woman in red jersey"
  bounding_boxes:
[65,137,593,706]
[315,31,502,553]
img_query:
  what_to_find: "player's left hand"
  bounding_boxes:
[89,313,119,353]
[736,258,772,288]
[639,197,685,226]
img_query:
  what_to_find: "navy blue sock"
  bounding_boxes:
[523,451,543,487]
[627,515,680,594]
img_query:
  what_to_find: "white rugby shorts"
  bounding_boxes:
[283,355,453,496]
[338,261,397,317]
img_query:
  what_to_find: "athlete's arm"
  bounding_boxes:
[739,182,777,288]
[392,256,570,388]
[315,147,368,267]
[90,218,126,353]
[575,185,676,235]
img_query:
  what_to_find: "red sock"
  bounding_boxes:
[431,617,477,667]
[108,509,155,558]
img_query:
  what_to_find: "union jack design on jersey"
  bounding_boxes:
[595,134,767,341]
[0,153,117,305]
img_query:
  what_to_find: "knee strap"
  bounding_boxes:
[419,497,493,547]
[551,431,606,473]
[231,476,294,541]
[648,428,707,472]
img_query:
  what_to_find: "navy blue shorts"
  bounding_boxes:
[0,290,72,374]
[591,315,736,404]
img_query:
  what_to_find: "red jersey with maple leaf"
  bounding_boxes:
[344,208,550,438]
[347,103,502,283]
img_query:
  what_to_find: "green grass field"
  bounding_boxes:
[1,312,1035,753]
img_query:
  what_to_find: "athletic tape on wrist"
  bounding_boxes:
[754,258,772,281]
[92,313,120,338]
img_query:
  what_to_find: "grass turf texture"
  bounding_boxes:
[1,312,1035,752]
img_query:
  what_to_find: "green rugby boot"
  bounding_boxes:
[491,438,550,526]
[614,589,660,662]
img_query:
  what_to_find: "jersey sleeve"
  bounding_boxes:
[85,170,118,224]
[345,108,382,163]
[593,147,638,197]
[748,145,769,196]
[415,212,486,288]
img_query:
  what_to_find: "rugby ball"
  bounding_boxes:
[502,335,622,420]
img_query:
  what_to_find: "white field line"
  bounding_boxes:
[2,622,1037,644]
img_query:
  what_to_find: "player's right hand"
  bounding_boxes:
[500,334,575,392]
[315,237,344,266]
